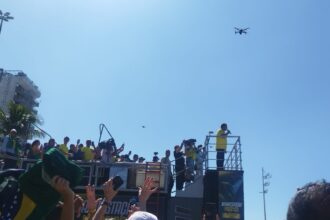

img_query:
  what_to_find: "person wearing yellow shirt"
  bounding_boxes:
[59,136,70,158]
[81,140,95,161]
[215,123,231,171]
[184,139,196,183]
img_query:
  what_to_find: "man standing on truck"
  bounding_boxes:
[216,123,231,171]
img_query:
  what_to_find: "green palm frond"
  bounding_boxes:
[0,101,44,140]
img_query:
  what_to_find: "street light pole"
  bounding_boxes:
[261,167,271,220]
[0,10,14,35]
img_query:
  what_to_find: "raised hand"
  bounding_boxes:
[86,185,101,211]
[51,176,74,220]
[103,178,118,202]
[51,176,74,199]
[74,194,84,218]
[138,177,158,210]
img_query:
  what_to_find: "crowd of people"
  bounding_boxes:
[0,127,205,219]
[0,128,178,220]
[0,130,150,169]
[0,128,210,197]
[1,123,330,220]
[0,128,209,194]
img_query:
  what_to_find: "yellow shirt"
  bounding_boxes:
[81,147,94,161]
[185,147,196,160]
[58,144,69,157]
[216,129,227,150]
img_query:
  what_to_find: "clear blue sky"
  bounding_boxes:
[1,1,329,219]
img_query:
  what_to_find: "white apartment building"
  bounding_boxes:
[0,68,41,114]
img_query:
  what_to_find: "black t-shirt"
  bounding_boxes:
[174,151,185,167]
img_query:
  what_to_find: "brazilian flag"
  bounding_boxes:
[0,148,82,220]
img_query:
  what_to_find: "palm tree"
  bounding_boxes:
[0,101,44,141]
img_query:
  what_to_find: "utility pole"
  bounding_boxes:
[0,10,14,35]
[261,168,271,220]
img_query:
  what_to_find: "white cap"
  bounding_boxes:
[128,211,158,220]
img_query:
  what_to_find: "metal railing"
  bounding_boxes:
[205,135,242,171]
[0,154,169,193]
[1,134,243,196]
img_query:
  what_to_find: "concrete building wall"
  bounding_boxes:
[0,68,40,114]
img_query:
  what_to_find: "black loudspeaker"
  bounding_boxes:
[203,170,219,210]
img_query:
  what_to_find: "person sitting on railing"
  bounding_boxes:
[216,123,231,171]
[0,129,22,169]
[161,149,174,195]
[195,145,206,176]
[174,143,185,191]
[27,139,42,160]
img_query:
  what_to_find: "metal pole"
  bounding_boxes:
[261,168,271,220]
[0,19,3,34]
[262,168,267,220]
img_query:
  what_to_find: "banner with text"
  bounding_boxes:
[218,171,244,220]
